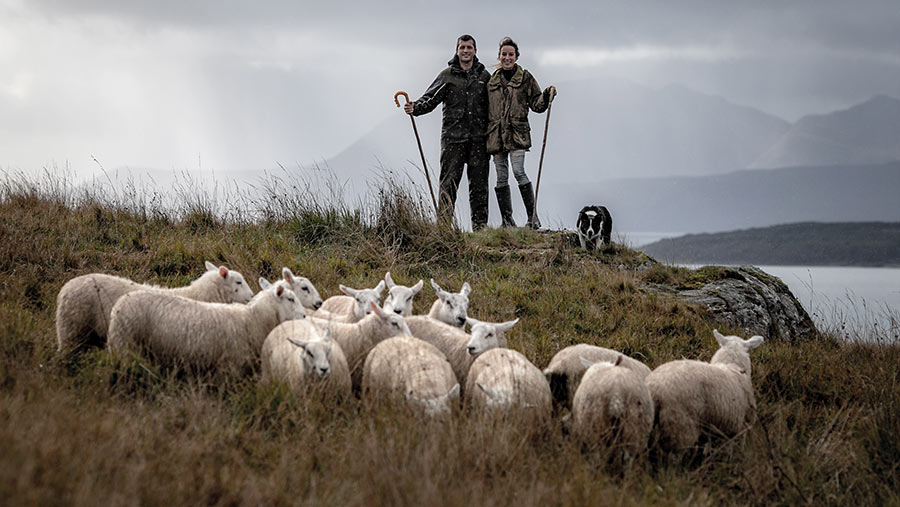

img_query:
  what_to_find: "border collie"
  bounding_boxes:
[576,205,612,250]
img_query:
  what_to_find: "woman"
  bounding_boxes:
[486,37,557,228]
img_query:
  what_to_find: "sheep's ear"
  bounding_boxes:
[276,285,285,297]
[374,280,386,295]
[259,277,271,290]
[579,356,596,369]
[205,261,217,272]
[461,282,471,297]
[466,317,481,328]
[218,266,229,278]
[430,279,442,294]
[496,318,519,333]
[339,284,356,297]
[384,272,395,288]
[371,301,387,318]
[286,337,307,350]
[713,329,729,347]
[411,279,424,295]
[744,335,765,350]
[282,267,295,283]
[447,383,460,400]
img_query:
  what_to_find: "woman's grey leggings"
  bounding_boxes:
[492,150,530,188]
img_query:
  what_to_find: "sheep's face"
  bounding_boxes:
[272,284,306,322]
[371,302,412,339]
[343,281,386,320]
[289,338,332,378]
[283,268,323,310]
[383,280,423,316]
[432,280,471,327]
[208,262,254,304]
[465,318,519,357]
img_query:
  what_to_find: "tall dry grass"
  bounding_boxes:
[1,168,898,505]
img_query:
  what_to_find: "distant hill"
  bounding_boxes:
[640,222,900,267]
[538,161,900,234]
[750,95,900,169]
[324,77,790,187]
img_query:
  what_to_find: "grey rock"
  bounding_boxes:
[668,266,817,342]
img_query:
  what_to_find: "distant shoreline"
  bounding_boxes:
[639,222,900,267]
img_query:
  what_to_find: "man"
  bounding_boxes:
[404,34,490,230]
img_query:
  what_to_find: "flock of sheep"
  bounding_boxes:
[55,261,765,463]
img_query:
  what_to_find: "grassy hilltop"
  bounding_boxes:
[1,170,899,505]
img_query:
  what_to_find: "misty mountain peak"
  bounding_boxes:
[749,95,900,169]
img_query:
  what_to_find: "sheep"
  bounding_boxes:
[260,318,351,399]
[464,348,552,422]
[426,279,472,327]
[404,315,517,390]
[313,280,387,323]
[361,335,460,418]
[382,271,424,316]
[645,329,765,454]
[55,261,254,354]
[571,355,654,466]
[309,302,411,388]
[107,280,305,377]
[278,267,324,311]
[543,344,652,409]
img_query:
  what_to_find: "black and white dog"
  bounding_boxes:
[576,205,613,250]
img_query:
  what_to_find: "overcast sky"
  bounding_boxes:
[3,0,900,181]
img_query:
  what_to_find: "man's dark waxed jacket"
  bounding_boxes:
[412,55,491,146]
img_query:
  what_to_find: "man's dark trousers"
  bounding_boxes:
[438,139,489,229]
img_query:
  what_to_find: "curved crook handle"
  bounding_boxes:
[394,91,410,107]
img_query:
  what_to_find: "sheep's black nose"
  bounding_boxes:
[394,308,403,315]
[314,301,322,310]
[457,317,466,325]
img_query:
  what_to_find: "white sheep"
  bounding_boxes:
[55,261,254,354]
[645,329,765,453]
[314,280,387,323]
[107,280,305,376]
[361,335,460,418]
[382,271,424,316]
[309,302,411,388]
[405,315,517,390]
[543,344,652,409]
[572,355,655,465]
[260,318,351,399]
[278,267,324,311]
[464,348,552,422]
[427,279,472,328]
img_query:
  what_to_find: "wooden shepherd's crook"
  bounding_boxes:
[395,91,438,213]
[531,95,554,229]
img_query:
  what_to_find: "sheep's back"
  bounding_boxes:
[544,344,651,409]
[646,359,753,443]
[108,291,253,372]
[56,273,149,351]
[406,316,473,386]
[362,336,456,404]
[572,366,654,451]
[465,348,551,419]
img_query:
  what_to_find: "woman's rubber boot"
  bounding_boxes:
[519,182,541,229]
[495,186,517,228]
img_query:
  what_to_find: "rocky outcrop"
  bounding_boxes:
[653,266,818,342]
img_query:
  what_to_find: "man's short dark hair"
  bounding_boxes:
[457,34,476,50]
